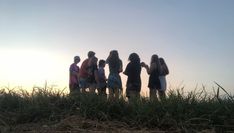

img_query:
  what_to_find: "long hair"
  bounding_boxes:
[150,54,159,65]
[159,58,165,65]
[150,54,161,73]
[107,50,120,68]
[159,57,169,75]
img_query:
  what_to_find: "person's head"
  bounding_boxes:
[150,54,159,64]
[88,51,95,58]
[74,56,80,64]
[159,58,165,65]
[107,50,120,68]
[90,56,98,65]
[109,50,119,59]
[99,60,106,67]
[128,53,140,64]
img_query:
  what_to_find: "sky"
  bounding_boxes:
[0,0,233,95]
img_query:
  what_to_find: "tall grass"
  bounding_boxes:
[0,83,234,132]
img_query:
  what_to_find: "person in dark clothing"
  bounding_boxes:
[87,56,98,93]
[141,54,162,100]
[124,53,142,99]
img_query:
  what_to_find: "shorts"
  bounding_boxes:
[79,77,89,89]
[107,73,122,89]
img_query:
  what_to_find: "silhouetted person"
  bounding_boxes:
[97,60,107,97]
[159,57,169,98]
[87,56,98,93]
[142,54,162,100]
[69,56,80,94]
[106,50,123,99]
[78,51,95,93]
[123,53,142,100]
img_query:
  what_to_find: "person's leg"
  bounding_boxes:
[150,89,157,100]
[79,78,87,93]
[114,88,119,99]
[159,76,167,91]
[69,84,74,94]
[89,83,96,93]
[74,83,81,93]
[129,90,140,99]
[108,88,114,99]
[159,76,167,100]
[158,90,166,100]
[101,87,107,96]
[99,87,106,100]
[128,90,134,103]
[97,87,101,95]
[136,91,140,99]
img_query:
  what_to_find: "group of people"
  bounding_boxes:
[69,50,169,100]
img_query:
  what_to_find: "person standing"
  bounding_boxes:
[123,53,142,100]
[96,60,107,97]
[69,56,80,94]
[141,54,162,100]
[78,51,95,93]
[87,56,98,93]
[158,58,169,98]
[106,50,123,99]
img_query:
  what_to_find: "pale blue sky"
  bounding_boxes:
[0,0,233,94]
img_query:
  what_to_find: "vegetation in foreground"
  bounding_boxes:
[0,83,234,132]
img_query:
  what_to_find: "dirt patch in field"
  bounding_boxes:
[5,115,166,133]
[1,115,221,133]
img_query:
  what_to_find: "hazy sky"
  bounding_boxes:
[0,0,233,94]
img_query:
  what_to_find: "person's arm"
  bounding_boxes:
[94,69,99,83]
[141,62,150,75]
[144,65,150,74]
[103,69,107,81]
[123,63,130,76]
[144,63,156,75]
[70,65,77,76]
[118,60,123,73]
[164,63,169,75]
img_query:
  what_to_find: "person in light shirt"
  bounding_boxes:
[96,60,107,97]
[69,56,80,94]
[158,57,169,98]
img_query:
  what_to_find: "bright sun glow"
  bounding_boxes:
[0,48,68,89]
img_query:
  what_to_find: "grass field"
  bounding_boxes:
[0,83,233,132]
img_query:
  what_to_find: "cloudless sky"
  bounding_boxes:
[0,0,233,94]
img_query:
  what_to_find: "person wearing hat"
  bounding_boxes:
[78,51,96,93]
[69,56,81,94]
